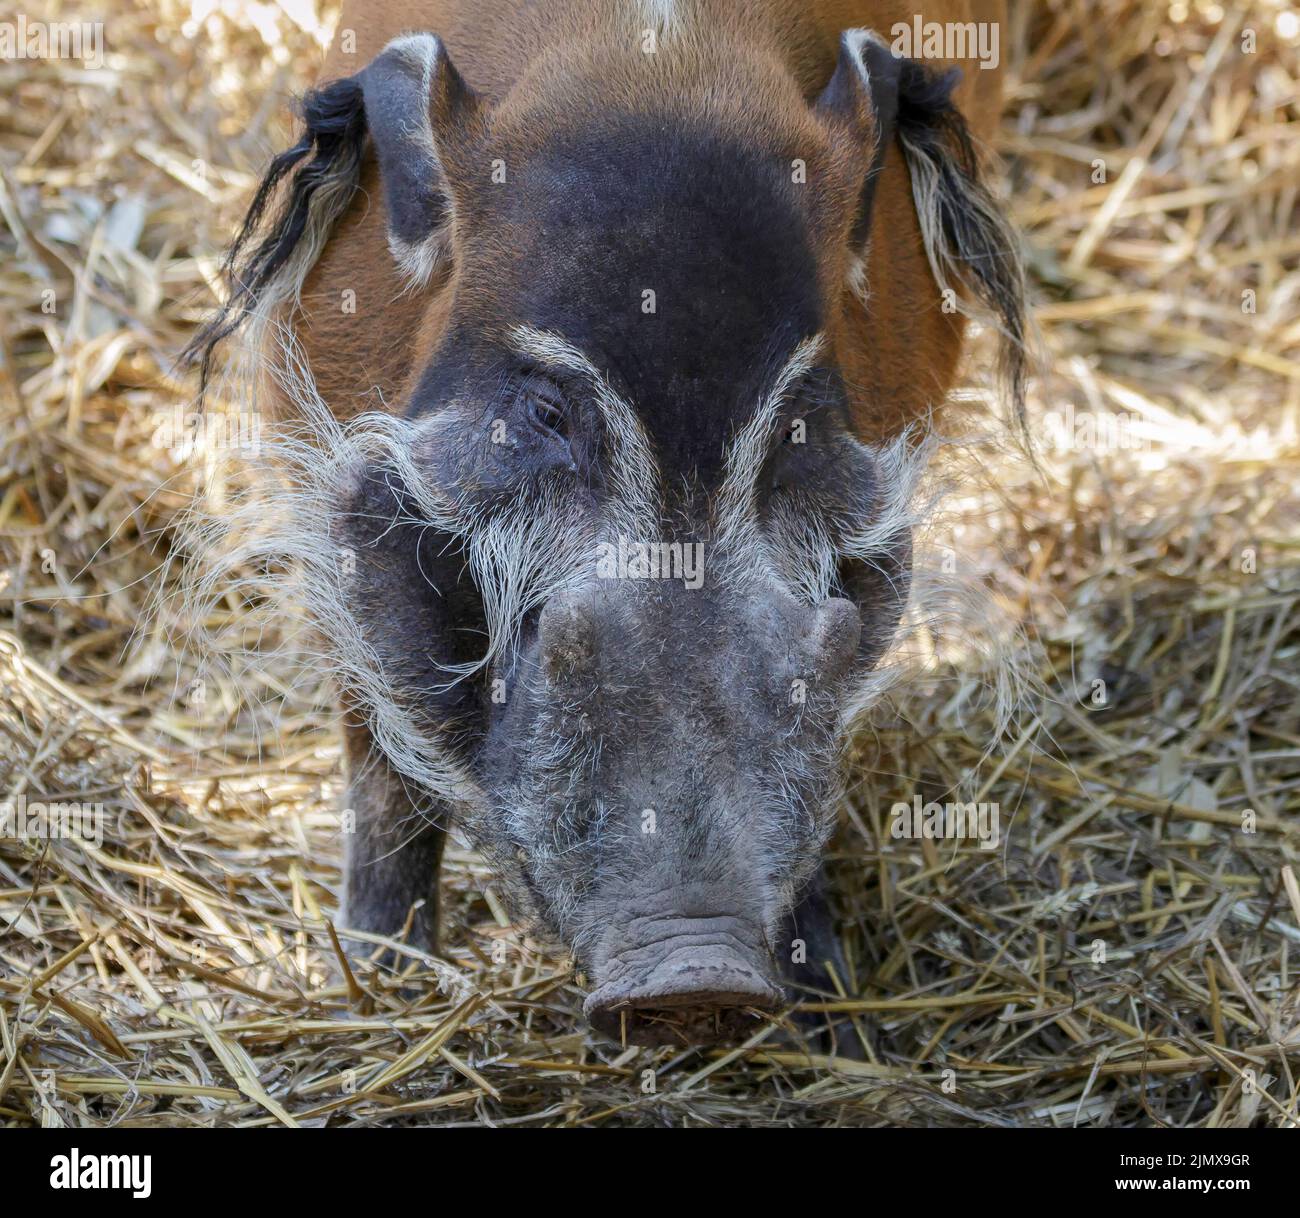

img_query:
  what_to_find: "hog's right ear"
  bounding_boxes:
[361,33,480,289]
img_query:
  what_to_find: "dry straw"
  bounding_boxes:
[1,0,1298,1126]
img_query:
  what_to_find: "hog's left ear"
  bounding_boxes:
[817,28,1028,426]
[360,33,480,289]
[815,29,908,252]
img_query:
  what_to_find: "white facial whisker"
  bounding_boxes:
[713,332,825,582]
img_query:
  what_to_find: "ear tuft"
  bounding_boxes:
[181,74,368,390]
[894,61,1028,433]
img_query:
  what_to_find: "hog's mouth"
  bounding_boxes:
[582,931,786,1046]
[586,996,783,1048]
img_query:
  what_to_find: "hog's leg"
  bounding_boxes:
[779,867,865,1057]
[339,716,445,958]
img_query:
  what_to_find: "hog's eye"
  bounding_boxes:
[521,374,568,440]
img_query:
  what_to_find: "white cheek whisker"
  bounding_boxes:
[836,433,1044,787]
[162,333,594,809]
[712,332,825,586]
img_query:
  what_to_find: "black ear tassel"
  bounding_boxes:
[183,33,474,394]
[895,57,1027,429]
[182,75,367,393]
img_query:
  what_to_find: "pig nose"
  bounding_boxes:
[583,916,785,1046]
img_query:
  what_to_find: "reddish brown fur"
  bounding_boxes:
[283,0,1005,442]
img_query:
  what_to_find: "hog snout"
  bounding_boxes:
[532,584,856,1047]
[583,911,784,1046]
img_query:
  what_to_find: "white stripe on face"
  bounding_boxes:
[508,324,661,539]
[713,333,825,575]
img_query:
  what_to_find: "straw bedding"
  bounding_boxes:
[1,0,1298,1127]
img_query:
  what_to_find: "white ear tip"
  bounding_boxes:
[387,232,443,291]
[383,32,441,55]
